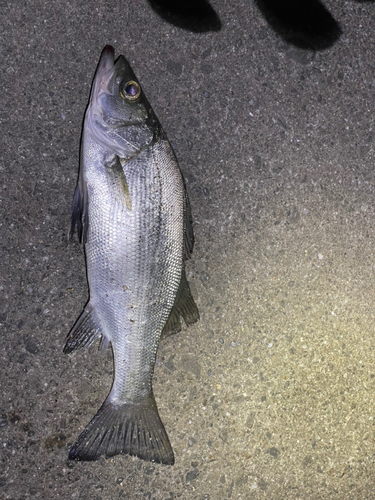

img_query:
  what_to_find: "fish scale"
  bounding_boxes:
[86,143,184,400]
[64,46,199,465]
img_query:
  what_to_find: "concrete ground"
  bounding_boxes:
[2,0,375,498]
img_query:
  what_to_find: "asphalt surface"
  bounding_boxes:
[2,0,375,498]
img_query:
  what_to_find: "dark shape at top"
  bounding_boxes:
[255,0,342,50]
[147,0,221,33]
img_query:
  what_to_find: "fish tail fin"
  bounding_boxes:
[68,391,174,465]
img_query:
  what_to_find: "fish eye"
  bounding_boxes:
[121,80,141,101]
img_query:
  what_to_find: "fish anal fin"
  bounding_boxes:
[68,391,174,465]
[162,268,199,339]
[161,305,182,339]
[64,303,109,354]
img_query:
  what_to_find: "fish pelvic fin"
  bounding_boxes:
[68,391,174,465]
[64,303,109,354]
[161,268,199,339]
[184,187,194,257]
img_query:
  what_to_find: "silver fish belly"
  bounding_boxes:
[64,46,199,465]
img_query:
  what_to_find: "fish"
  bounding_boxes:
[64,45,199,465]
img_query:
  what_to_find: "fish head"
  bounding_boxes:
[86,45,160,159]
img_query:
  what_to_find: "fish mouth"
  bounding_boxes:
[97,45,115,75]
[86,46,157,155]
[90,45,116,103]
[90,46,137,105]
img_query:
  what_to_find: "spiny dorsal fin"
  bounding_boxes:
[70,177,89,245]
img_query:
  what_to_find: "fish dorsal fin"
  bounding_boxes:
[161,268,199,339]
[70,176,89,245]
[64,303,109,354]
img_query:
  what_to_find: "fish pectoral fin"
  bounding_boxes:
[105,155,132,211]
[64,303,109,354]
[68,391,174,465]
[161,268,199,339]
